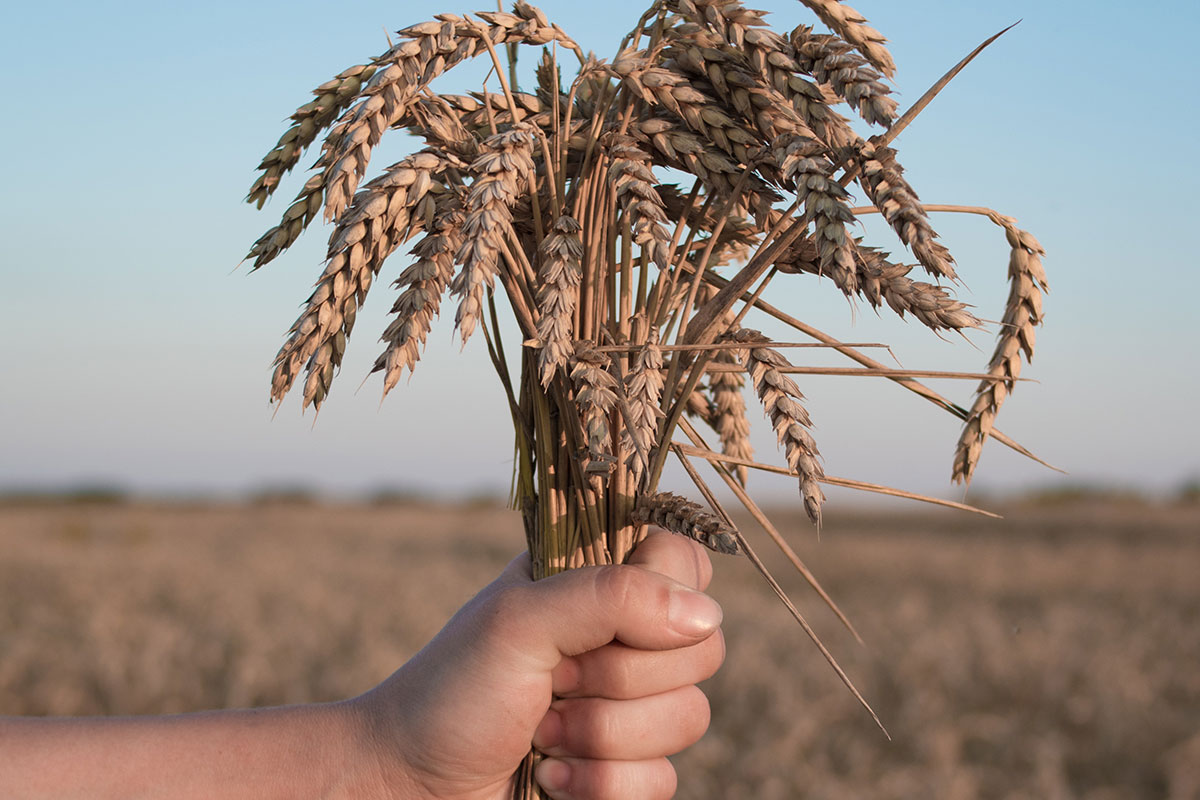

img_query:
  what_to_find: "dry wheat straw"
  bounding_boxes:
[245,4,1054,772]
[632,491,740,555]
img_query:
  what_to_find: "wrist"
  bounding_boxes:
[331,694,429,800]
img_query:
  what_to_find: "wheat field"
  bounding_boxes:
[1,498,1197,798]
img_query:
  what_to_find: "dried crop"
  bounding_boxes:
[243,1,1052,794]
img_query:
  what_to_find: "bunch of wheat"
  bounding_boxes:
[244,0,1050,792]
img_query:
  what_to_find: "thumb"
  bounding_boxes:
[491,560,723,672]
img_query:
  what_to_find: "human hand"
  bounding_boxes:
[354,531,726,800]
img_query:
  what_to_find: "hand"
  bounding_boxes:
[356,531,726,800]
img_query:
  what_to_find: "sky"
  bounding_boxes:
[2,0,1197,504]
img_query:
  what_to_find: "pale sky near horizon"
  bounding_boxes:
[2,0,1197,505]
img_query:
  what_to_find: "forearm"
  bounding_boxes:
[0,701,396,800]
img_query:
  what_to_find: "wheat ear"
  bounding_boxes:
[773,234,979,332]
[789,24,897,126]
[247,9,579,270]
[451,126,536,346]
[372,199,466,396]
[270,152,451,408]
[534,215,583,386]
[570,343,620,477]
[730,329,826,523]
[246,64,378,209]
[632,491,740,555]
[953,223,1047,484]
[856,137,957,282]
[795,0,896,79]
[622,329,667,483]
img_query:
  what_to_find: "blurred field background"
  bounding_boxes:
[2,494,1197,799]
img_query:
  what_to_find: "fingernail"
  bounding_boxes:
[535,758,571,794]
[669,588,723,637]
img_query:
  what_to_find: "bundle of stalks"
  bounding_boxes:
[243,1,1053,794]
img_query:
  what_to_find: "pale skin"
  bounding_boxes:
[0,532,725,800]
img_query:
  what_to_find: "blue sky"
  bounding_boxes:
[2,0,1197,503]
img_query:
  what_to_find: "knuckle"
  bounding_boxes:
[477,582,532,635]
[583,759,675,800]
[683,686,712,742]
[702,628,727,677]
[592,564,649,613]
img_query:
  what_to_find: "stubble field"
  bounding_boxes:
[1,499,1197,799]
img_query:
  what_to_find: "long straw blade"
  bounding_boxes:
[882,21,1021,147]
[669,442,888,737]
[703,364,1035,382]
[692,268,1064,474]
[676,421,862,643]
[670,443,1001,519]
